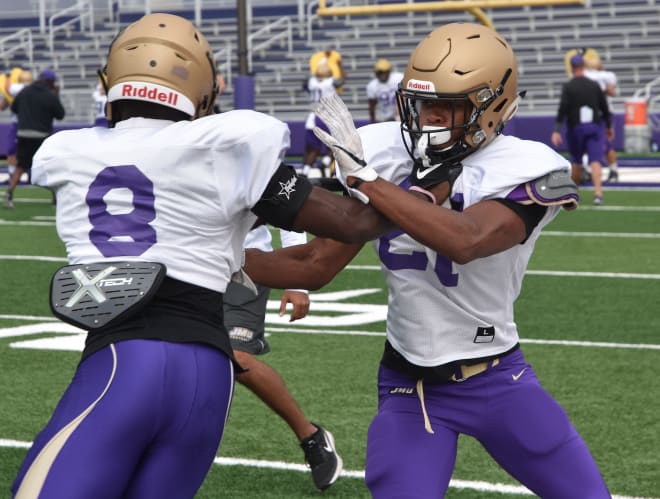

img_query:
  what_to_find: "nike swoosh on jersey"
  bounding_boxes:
[415,162,445,180]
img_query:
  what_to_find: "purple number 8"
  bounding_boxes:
[86,165,157,257]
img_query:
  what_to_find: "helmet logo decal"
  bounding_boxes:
[108,81,195,115]
[407,79,436,92]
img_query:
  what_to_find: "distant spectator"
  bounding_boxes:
[92,80,108,127]
[301,63,344,178]
[583,49,619,182]
[309,48,346,93]
[551,54,612,205]
[366,58,403,123]
[4,68,65,209]
[0,68,32,179]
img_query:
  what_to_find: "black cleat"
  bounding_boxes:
[607,169,619,182]
[300,424,343,491]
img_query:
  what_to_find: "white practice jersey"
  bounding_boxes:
[305,76,339,129]
[366,71,404,122]
[356,122,572,366]
[584,68,617,110]
[31,112,291,294]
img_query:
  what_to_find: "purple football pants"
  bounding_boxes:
[567,122,606,166]
[12,339,234,499]
[365,349,611,499]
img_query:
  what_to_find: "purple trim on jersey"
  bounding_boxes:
[6,122,17,155]
[507,180,579,207]
[506,183,531,203]
[450,192,464,212]
[13,340,234,498]
[94,117,109,128]
[365,349,610,498]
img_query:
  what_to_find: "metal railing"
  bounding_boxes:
[0,28,33,68]
[248,16,292,73]
[214,39,232,91]
[48,1,95,55]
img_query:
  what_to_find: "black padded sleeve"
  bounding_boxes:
[493,198,548,242]
[251,163,313,231]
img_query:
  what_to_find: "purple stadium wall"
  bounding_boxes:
[0,114,652,158]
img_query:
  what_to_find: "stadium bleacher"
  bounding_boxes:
[1,0,660,154]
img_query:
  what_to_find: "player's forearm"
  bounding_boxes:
[293,187,393,243]
[356,178,501,264]
[245,238,362,290]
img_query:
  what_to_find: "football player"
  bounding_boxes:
[366,58,403,123]
[301,63,344,178]
[583,49,620,182]
[11,13,387,499]
[245,23,611,498]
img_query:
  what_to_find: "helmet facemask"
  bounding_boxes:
[397,89,475,168]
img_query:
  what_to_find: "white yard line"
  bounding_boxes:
[0,439,653,499]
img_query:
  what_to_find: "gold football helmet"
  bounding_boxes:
[104,13,217,122]
[397,23,521,164]
[374,58,392,73]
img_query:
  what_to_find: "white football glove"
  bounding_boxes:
[313,93,377,203]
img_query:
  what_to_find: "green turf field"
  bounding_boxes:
[0,185,659,498]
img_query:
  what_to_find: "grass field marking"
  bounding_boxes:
[0,322,82,339]
[265,327,660,351]
[0,255,67,262]
[543,231,660,238]
[2,321,660,351]
[0,439,654,499]
[347,265,660,280]
[0,314,57,322]
[577,205,660,211]
[526,270,660,279]
[0,220,55,226]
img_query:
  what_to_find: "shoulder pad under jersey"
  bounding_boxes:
[525,169,579,210]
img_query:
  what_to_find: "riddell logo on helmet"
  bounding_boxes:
[407,79,435,92]
[107,81,195,115]
[120,83,178,106]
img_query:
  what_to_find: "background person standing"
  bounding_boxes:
[551,54,611,205]
[5,68,64,208]
[366,58,403,123]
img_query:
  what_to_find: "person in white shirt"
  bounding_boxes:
[11,14,389,499]
[366,58,403,123]
[583,49,619,182]
[301,63,344,178]
[245,23,611,499]
[92,80,108,127]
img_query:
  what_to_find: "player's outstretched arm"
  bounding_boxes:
[291,186,392,243]
[312,94,528,263]
[245,237,364,291]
